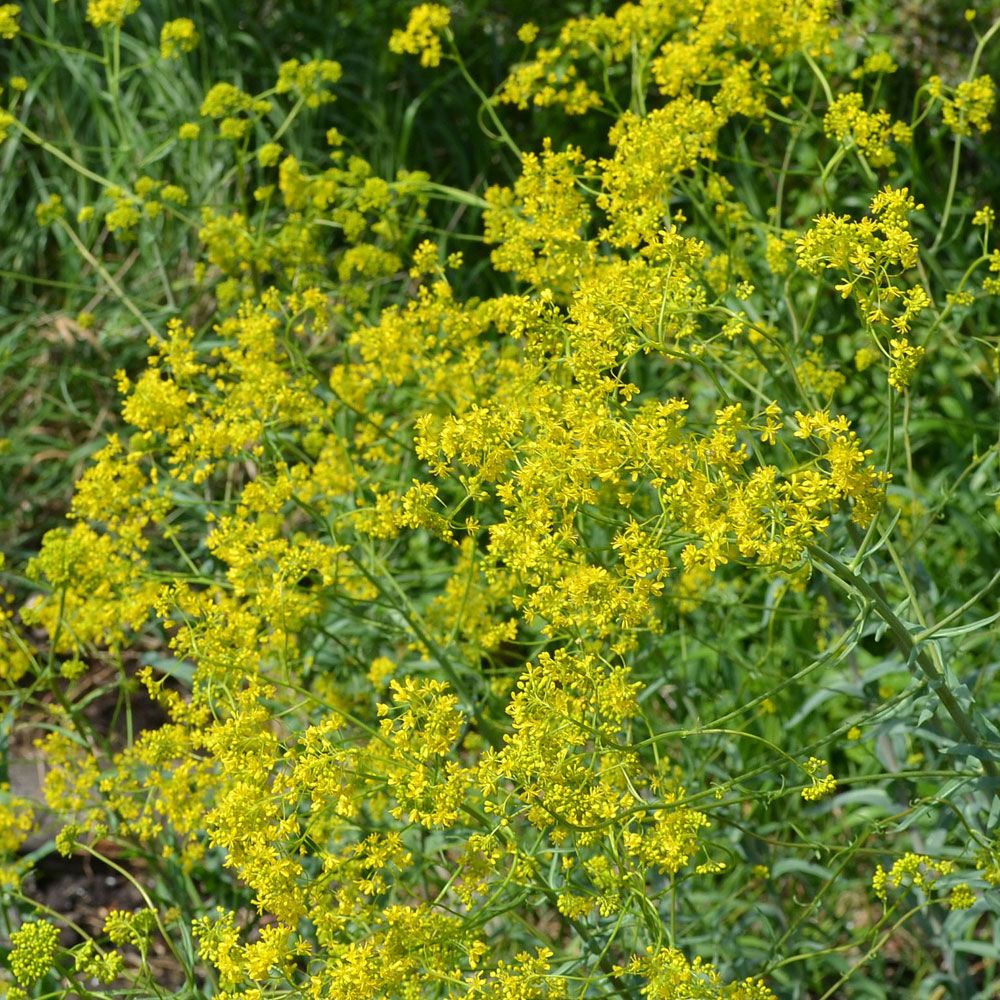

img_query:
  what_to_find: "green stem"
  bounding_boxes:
[13,118,116,190]
[57,219,159,337]
[74,841,192,978]
[445,35,521,161]
[809,543,997,780]
[929,135,962,253]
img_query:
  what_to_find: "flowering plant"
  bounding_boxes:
[2,1,1000,997]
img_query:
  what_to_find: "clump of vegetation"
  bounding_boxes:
[2,1,1000,997]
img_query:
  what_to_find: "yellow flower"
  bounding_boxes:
[973,206,995,227]
[368,655,396,688]
[942,75,996,136]
[801,757,837,801]
[388,3,451,68]
[275,58,342,107]
[0,109,15,143]
[517,22,539,44]
[35,192,65,225]
[823,92,911,168]
[949,883,976,910]
[9,921,59,986]
[256,142,282,167]
[160,17,199,59]
[86,0,140,29]
[873,852,957,903]
[887,337,925,393]
[0,4,20,40]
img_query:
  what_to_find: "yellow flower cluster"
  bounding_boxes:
[159,17,198,60]
[823,92,912,167]
[388,3,451,68]
[275,57,342,107]
[800,756,837,801]
[872,852,973,910]
[483,139,594,289]
[621,946,777,999]
[852,51,897,78]
[0,792,33,855]
[0,556,30,683]
[9,921,59,987]
[797,186,931,387]
[599,97,721,247]
[0,2,20,39]
[499,0,833,117]
[86,0,139,30]
[73,941,124,984]
[936,73,996,136]
[34,192,64,225]
[976,840,1000,887]
[887,337,925,392]
[199,82,272,140]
